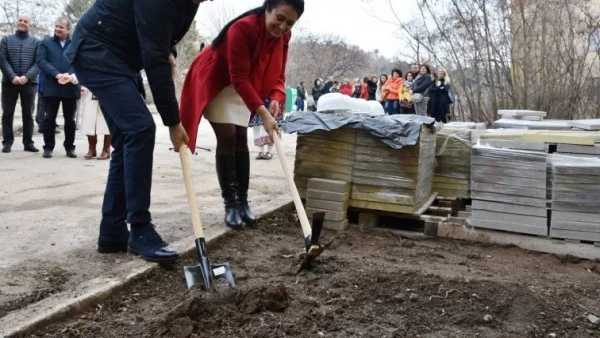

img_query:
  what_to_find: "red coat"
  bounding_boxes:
[180,13,290,150]
[360,83,368,99]
[340,83,353,96]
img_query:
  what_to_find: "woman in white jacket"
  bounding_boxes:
[78,87,110,159]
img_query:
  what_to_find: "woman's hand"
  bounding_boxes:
[269,99,281,118]
[257,105,279,140]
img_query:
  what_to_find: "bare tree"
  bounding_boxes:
[0,0,59,37]
[364,0,600,121]
[287,33,372,88]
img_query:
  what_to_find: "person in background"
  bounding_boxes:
[0,14,40,153]
[351,78,361,98]
[179,0,304,230]
[38,16,81,159]
[427,67,453,123]
[367,75,378,101]
[410,63,420,79]
[377,73,388,103]
[360,77,369,99]
[295,80,306,111]
[79,87,111,160]
[312,78,324,104]
[329,80,340,93]
[339,78,353,96]
[381,68,403,115]
[411,64,432,116]
[399,72,415,114]
[322,75,334,93]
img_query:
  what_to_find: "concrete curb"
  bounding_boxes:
[0,202,294,338]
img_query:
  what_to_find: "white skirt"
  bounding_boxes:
[77,88,110,136]
[203,85,251,127]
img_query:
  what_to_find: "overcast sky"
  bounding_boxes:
[195,0,420,59]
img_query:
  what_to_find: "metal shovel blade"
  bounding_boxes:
[299,212,325,271]
[184,238,235,291]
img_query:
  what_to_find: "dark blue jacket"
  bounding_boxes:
[64,0,199,126]
[37,35,80,99]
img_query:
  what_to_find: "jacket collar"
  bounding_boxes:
[51,34,71,44]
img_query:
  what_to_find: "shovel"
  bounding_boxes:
[178,144,235,291]
[272,131,326,271]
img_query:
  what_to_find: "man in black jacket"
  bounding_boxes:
[38,17,81,159]
[65,0,210,263]
[0,15,40,153]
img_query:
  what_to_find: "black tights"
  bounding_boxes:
[210,122,249,156]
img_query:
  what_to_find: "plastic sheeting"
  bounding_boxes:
[282,112,436,149]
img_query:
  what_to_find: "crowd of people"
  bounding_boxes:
[298,64,455,123]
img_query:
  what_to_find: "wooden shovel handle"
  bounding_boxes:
[179,144,204,238]
[272,131,312,238]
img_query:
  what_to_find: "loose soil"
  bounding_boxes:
[29,211,600,338]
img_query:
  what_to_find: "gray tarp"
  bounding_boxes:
[282,112,436,149]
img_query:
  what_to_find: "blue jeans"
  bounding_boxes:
[73,66,155,243]
[295,98,304,111]
[384,99,400,115]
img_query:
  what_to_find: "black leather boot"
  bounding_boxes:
[236,151,257,224]
[216,154,243,229]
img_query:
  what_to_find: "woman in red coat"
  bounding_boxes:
[180,0,304,230]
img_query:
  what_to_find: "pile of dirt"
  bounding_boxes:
[28,211,600,338]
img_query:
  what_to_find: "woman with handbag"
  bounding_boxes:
[411,64,432,116]
[398,72,415,114]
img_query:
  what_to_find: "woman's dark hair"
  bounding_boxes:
[363,76,370,83]
[420,64,431,74]
[405,72,413,80]
[314,78,321,86]
[380,74,388,82]
[391,68,402,77]
[212,0,305,49]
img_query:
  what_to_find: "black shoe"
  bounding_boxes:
[66,149,77,158]
[1,145,10,153]
[97,243,128,253]
[216,154,243,229]
[128,223,179,263]
[236,152,257,224]
[42,150,52,158]
[24,144,39,153]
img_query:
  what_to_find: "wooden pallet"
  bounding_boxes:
[350,194,457,236]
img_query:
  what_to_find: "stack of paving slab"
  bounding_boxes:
[350,127,436,214]
[294,128,357,198]
[494,109,572,130]
[549,155,600,242]
[305,178,350,231]
[433,127,482,198]
[469,143,549,236]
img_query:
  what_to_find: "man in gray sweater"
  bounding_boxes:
[0,14,40,153]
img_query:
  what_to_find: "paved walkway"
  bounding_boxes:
[0,112,298,322]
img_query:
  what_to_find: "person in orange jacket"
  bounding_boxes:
[381,69,403,115]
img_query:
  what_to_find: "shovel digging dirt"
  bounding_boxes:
[272,131,326,272]
[178,144,235,291]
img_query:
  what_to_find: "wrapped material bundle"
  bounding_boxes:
[469,144,548,236]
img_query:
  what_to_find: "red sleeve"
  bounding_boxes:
[227,21,265,113]
[269,33,291,103]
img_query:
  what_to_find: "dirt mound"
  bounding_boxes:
[237,283,289,314]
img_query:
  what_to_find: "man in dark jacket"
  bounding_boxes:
[38,17,81,159]
[0,15,40,153]
[295,81,306,111]
[64,0,207,263]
